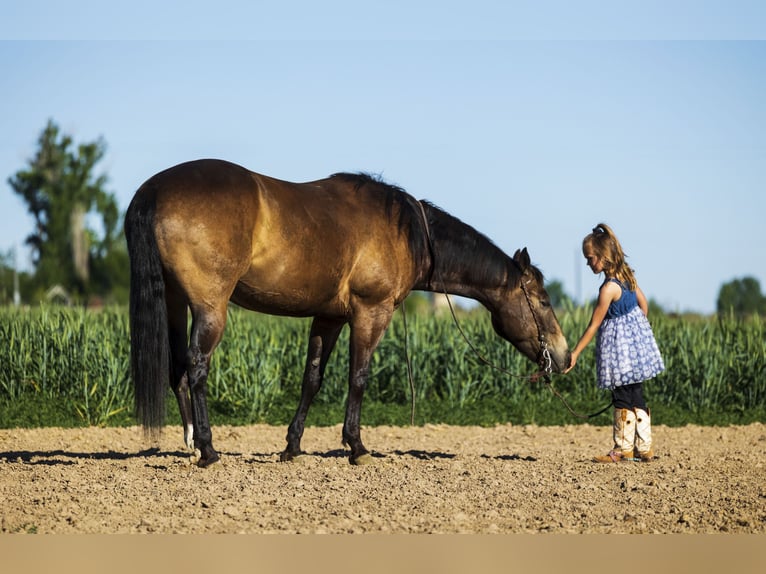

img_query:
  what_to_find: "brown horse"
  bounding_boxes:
[125,159,570,467]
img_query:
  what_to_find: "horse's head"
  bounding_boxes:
[489,248,571,374]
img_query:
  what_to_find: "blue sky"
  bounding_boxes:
[1,2,765,314]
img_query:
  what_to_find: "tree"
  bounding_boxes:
[545,279,573,310]
[716,276,766,317]
[7,120,128,303]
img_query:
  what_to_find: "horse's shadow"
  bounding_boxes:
[303,449,456,461]
[243,448,457,464]
[392,449,455,460]
[482,453,538,462]
[0,448,188,466]
[0,448,537,466]
[244,449,390,464]
[270,449,535,462]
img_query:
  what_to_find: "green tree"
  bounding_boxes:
[545,279,573,310]
[717,276,766,316]
[7,120,128,303]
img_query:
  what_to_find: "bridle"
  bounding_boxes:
[520,277,553,377]
[415,200,552,379]
[408,200,611,420]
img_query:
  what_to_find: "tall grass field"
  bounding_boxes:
[1,305,763,428]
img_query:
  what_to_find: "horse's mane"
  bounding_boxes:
[330,171,402,193]
[420,201,531,289]
[329,172,429,269]
[327,173,537,289]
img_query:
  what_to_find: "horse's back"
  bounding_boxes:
[131,159,423,316]
[237,170,423,315]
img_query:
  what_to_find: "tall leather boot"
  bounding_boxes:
[634,408,654,462]
[593,408,637,463]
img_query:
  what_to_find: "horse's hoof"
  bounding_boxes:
[196,453,221,468]
[193,447,221,468]
[280,450,306,463]
[350,453,374,466]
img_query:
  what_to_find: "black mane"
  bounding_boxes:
[329,172,429,271]
[329,171,404,194]
[327,173,534,290]
[420,201,526,289]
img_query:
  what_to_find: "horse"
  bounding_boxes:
[124,159,571,467]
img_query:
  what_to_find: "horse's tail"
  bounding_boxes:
[124,188,168,437]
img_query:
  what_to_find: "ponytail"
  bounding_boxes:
[583,223,637,290]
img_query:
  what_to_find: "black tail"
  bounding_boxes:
[124,188,168,436]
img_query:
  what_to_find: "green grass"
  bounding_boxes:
[0,304,764,429]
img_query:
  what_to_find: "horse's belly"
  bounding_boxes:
[230,275,349,318]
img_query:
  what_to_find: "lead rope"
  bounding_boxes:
[399,302,417,425]
[407,200,610,421]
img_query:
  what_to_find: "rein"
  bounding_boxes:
[406,200,610,421]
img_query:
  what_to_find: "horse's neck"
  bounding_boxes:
[415,211,513,307]
[427,258,509,306]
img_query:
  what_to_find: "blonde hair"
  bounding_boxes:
[582,223,637,290]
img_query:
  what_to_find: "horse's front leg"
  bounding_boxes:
[342,363,373,465]
[281,317,344,462]
[343,310,393,465]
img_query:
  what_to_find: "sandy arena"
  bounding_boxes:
[1,422,764,534]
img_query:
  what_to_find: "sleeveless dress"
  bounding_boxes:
[595,279,665,390]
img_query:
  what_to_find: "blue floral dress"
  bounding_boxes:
[596,279,665,390]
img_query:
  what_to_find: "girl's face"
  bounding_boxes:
[584,250,604,274]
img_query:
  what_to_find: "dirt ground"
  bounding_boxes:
[1,422,764,534]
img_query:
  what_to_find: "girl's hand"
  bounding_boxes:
[564,351,578,374]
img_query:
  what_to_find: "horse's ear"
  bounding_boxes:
[513,247,531,272]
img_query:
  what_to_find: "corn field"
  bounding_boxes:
[0,304,764,427]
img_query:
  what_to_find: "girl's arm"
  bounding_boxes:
[565,280,621,372]
[636,285,649,316]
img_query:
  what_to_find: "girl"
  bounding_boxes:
[567,224,664,462]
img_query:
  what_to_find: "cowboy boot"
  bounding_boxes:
[593,408,637,463]
[634,408,654,462]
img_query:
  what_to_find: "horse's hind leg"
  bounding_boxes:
[166,290,194,451]
[187,302,228,467]
[281,317,344,462]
